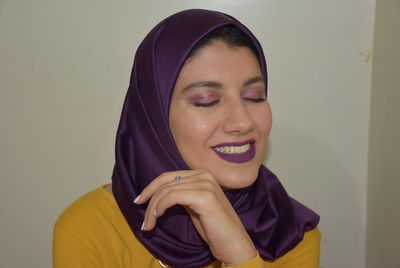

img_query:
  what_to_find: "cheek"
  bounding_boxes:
[253,105,273,137]
[170,108,215,150]
[261,113,272,135]
[170,110,217,169]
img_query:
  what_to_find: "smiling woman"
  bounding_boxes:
[169,41,271,189]
[53,9,320,268]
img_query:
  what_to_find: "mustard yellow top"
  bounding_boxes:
[53,185,320,268]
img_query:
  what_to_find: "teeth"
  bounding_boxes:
[213,144,251,154]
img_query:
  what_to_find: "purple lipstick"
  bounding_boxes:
[212,139,256,163]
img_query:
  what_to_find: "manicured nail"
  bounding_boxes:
[141,221,146,231]
[153,209,157,217]
[133,194,141,203]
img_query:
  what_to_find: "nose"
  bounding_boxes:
[222,100,254,135]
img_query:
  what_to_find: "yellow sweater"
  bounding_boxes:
[53,185,320,268]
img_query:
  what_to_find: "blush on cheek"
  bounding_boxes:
[254,112,272,136]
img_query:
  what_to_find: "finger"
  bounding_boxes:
[177,172,243,229]
[143,179,215,231]
[145,187,221,231]
[134,169,206,204]
[141,172,210,231]
[143,171,218,225]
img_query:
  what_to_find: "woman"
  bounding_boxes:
[53,9,320,268]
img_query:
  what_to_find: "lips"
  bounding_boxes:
[212,139,256,163]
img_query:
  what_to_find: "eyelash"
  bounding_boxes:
[194,97,266,108]
[244,97,266,103]
[194,100,219,108]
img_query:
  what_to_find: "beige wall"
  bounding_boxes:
[0,1,377,267]
[367,0,400,267]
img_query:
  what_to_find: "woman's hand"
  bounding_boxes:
[134,170,257,266]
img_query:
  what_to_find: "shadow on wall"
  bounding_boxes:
[265,125,363,268]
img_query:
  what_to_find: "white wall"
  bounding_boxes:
[0,1,375,267]
[367,0,400,267]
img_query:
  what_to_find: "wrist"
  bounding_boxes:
[220,239,257,266]
[221,251,258,267]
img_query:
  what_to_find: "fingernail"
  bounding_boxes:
[133,194,141,204]
[141,221,146,231]
[153,209,157,217]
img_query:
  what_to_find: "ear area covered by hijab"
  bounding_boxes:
[111,9,319,268]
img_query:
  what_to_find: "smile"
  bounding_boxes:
[213,143,250,154]
[212,139,256,163]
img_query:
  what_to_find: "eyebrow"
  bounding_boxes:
[181,76,265,93]
[182,81,222,92]
[243,76,265,87]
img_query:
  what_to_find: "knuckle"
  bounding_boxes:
[201,179,215,190]
[203,171,216,181]
[198,190,216,205]
[159,171,174,180]
[200,169,210,177]
[158,184,172,196]
[161,170,175,177]
[163,188,178,201]
[154,205,164,217]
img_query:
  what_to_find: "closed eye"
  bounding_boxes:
[243,97,266,103]
[194,100,220,108]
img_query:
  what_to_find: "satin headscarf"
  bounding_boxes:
[112,9,319,268]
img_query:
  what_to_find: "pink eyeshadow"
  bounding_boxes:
[186,93,220,104]
[241,88,265,99]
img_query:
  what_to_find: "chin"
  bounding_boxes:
[214,169,259,190]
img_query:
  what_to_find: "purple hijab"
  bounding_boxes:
[112,9,319,267]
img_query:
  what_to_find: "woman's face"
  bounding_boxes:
[169,41,272,189]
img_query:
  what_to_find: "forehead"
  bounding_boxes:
[175,42,262,86]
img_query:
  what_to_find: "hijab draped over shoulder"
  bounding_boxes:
[111,9,319,268]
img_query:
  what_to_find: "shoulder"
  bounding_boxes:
[272,228,321,267]
[53,185,129,267]
[290,228,321,258]
[295,228,321,253]
[53,184,156,268]
[54,185,115,233]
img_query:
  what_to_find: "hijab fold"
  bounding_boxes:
[112,9,319,268]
